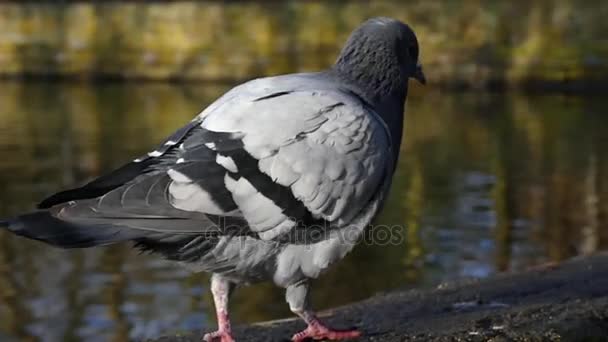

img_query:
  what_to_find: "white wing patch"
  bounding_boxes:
[216,154,238,173]
[148,150,163,157]
[224,174,296,240]
[167,169,227,215]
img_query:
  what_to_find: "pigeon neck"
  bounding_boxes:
[331,40,408,165]
[332,39,407,112]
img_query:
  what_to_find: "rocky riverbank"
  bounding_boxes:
[149,253,608,341]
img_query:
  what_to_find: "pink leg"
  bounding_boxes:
[291,310,361,342]
[203,275,235,342]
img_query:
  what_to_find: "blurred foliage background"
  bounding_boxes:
[1,1,608,342]
[0,0,607,88]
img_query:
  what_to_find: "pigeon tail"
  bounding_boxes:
[3,210,146,248]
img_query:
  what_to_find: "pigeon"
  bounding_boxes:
[1,17,424,342]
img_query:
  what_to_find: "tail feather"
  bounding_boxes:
[3,211,147,248]
[2,208,223,260]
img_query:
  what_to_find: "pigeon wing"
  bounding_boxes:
[29,78,393,245]
[196,81,393,241]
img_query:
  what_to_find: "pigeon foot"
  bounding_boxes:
[291,322,361,341]
[202,329,235,342]
[204,275,235,342]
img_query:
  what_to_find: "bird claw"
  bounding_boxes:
[291,325,361,341]
[202,329,235,342]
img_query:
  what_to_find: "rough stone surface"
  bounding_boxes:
[148,253,608,341]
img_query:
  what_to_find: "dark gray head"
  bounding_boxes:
[334,17,425,106]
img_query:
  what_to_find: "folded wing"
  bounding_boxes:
[11,79,392,252]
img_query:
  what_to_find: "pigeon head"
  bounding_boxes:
[334,17,425,106]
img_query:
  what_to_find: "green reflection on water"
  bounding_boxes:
[0,82,607,340]
[0,1,606,85]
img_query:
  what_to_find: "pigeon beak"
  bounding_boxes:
[412,63,426,85]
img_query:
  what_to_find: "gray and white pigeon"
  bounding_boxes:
[1,17,424,342]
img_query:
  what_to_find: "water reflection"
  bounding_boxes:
[1,1,606,86]
[0,82,607,340]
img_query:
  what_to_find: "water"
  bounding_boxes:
[0,81,607,342]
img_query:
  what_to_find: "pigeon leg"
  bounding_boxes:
[286,281,361,341]
[203,274,235,342]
